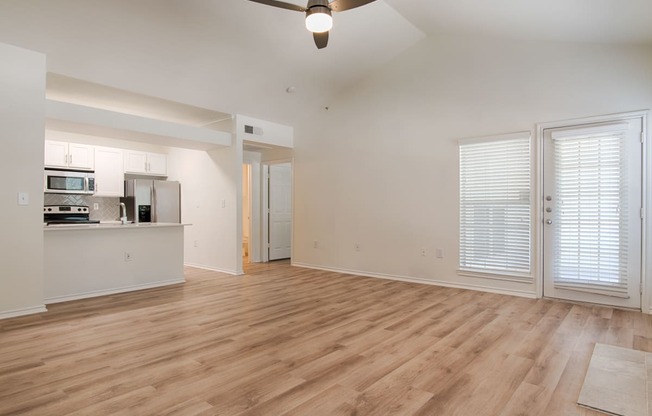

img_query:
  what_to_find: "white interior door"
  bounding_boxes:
[542,117,643,308]
[268,163,292,260]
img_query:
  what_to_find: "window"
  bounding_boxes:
[458,133,532,280]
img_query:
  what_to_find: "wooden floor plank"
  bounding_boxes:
[0,261,650,415]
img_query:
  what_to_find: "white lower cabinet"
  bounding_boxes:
[94,146,124,197]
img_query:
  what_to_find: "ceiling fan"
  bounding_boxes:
[247,0,377,49]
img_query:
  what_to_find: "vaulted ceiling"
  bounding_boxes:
[0,0,650,127]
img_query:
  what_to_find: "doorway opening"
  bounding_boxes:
[242,164,252,265]
[263,161,293,261]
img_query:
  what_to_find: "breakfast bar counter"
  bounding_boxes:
[44,223,188,304]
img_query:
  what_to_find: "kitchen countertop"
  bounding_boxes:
[44,222,190,231]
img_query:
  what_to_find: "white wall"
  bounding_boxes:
[46,130,170,154]
[237,114,293,148]
[46,100,232,149]
[0,43,47,318]
[293,36,652,297]
[167,145,241,274]
[260,146,294,163]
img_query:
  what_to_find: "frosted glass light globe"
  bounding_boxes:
[306,9,332,33]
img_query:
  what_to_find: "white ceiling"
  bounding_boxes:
[386,0,652,44]
[0,0,650,127]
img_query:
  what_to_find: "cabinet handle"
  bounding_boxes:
[69,154,73,165]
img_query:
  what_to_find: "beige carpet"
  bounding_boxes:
[578,343,650,416]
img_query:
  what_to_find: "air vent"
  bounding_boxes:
[244,125,264,136]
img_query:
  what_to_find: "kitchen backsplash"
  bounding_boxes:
[44,194,121,221]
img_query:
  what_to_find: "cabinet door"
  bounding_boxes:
[44,140,69,168]
[124,151,148,174]
[94,147,124,197]
[68,143,94,170]
[147,152,167,175]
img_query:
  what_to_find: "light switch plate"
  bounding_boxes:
[17,192,29,206]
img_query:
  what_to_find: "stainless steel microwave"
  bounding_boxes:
[44,169,95,195]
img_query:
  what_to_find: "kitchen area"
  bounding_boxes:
[43,139,188,304]
[0,46,289,319]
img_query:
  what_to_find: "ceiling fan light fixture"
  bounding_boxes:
[305,6,332,33]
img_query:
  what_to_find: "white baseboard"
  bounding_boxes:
[184,262,244,276]
[291,262,537,299]
[0,305,48,320]
[45,278,185,304]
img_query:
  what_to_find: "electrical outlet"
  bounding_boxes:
[421,247,427,257]
[124,252,133,262]
[194,240,198,248]
[313,240,318,248]
[355,243,360,252]
[436,248,444,259]
[93,203,99,210]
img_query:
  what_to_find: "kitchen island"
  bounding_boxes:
[44,223,187,303]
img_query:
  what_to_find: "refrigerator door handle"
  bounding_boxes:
[151,185,156,223]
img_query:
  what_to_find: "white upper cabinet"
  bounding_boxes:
[146,152,167,175]
[124,150,167,176]
[124,150,147,174]
[44,141,68,168]
[44,140,94,170]
[94,146,124,197]
[67,143,95,169]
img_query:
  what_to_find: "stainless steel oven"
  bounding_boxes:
[43,205,100,225]
[44,169,95,195]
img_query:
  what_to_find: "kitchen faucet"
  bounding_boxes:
[119,202,128,224]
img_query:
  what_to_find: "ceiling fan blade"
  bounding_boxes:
[313,31,329,49]
[247,0,306,12]
[327,0,376,12]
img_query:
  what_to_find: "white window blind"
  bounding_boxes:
[552,131,629,296]
[459,135,531,278]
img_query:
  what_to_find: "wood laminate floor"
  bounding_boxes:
[1,261,651,415]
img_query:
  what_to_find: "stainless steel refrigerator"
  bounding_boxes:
[121,179,181,223]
